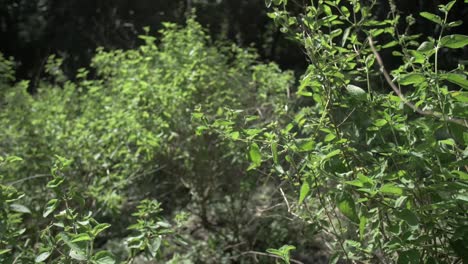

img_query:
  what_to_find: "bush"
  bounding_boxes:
[0,17,298,263]
[205,0,468,262]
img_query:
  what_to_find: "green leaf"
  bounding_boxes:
[346,84,366,100]
[230,131,240,140]
[54,155,73,168]
[298,181,310,204]
[444,0,456,12]
[61,233,87,259]
[440,34,468,49]
[6,156,23,163]
[70,249,87,261]
[249,143,262,168]
[417,41,434,52]
[451,92,468,103]
[10,204,31,214]
[396,209,419,227]
[359,215,367,240]
[92,223,111,237]
[441,73,468,89]
[298,140,315,151]
[448,20,463,28]
[382,40,399,48]
[399,73,425,85]
[72,233,92,242]
[337,192,359,223]
[420,12,443,24]
[340,6,350,18]
[455,194,468,203]
[324,133,336,142]
[43,199,59,218]
[35,251,52,263]
[374,119,388,127]
[147,237,161,258]
[452,170,468,180]
[47,177,64,188]
[0,249,11,255]
[398,249,420,264]
[92,251,116,264]
[380,184,404,195]
[322,149,341,163]
[271,142,279,164]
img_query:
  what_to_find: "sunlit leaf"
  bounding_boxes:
[43,199,59,218]
[337,192,359,223]
[249,143,262,168]
[420,12,443,24]
[298,181,310,204]
[440,34,468,49]
[380,184,404,196]
[399,73,425,85]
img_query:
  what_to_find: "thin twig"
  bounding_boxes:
[237,250,305,264]
[6,174,51,185]
[368,37,468,128]
[279,187,291,213]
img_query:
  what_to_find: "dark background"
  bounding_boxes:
[1,0,466,92]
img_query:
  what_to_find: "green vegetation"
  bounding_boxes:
[1,1,468,263]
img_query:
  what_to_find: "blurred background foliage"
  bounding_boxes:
[1,0,467,92]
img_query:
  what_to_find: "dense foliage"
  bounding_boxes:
[202,0,468,262]
[1,0,468,263]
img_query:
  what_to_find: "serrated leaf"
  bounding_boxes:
[43,199,59,218]
[298,181,310,204]
[440,34,468,49]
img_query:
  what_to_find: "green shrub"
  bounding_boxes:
[0,17,296,263]
[204,0,468,262]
